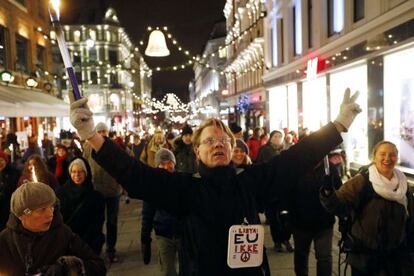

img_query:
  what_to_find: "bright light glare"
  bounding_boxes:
[50,0,60,18]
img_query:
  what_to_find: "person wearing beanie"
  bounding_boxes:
[229,122,243,139]
[0,182,106,275]
[0,150,20,231]
[232,139,252,166]
[95,122,109,135]
[56,157,105,255]
[173,125,197,173]
[141,148,181,276]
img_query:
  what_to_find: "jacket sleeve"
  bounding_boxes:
[246,123,343,205]
[92,138,193,216]
[67,232,106,276]
[141,201,155,243]
[320,174,365,216]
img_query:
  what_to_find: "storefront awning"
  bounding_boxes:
[0,85,69,117]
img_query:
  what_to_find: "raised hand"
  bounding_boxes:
[334,88,362,132]
[69,92,96,141]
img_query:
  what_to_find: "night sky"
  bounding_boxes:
[61,0,226,102]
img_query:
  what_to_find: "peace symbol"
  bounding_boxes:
[240,251,250,262]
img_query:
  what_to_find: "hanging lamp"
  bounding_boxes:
[145,30,170,57]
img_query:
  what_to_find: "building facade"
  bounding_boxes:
[263,0,414,174]
[0,0,68,149]
[193,22,227,124]
[223,0,266,132]
[61,8,151,134]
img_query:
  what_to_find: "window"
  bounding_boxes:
[294,0,302,55]
[16,35,29,73]
[277,18,284,64]
[90,71,98,84]
[89,48,97,61]
[75,71,82,84]
[328,0,344,37]
[308,0,313,48]
[38,0,46,18]
[353,0,365,22]
[0,25,8,68]
[36,45,45,70]
[73,53,81,63]
[109,50,118,65]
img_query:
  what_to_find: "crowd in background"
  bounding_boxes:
[0,117,413,275]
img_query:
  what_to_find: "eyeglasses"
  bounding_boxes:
[200,136,232,146]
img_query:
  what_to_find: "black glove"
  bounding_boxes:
[321,174,335,196]
[41,263,65,276]
[141,241,151,265]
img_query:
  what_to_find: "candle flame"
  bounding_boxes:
[49,0,60,19]
[32,167,39,183]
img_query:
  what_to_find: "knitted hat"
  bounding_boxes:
[229,122,242,134]
[235,139,249,155]
[181,126,193,136]
[95,122,109,132]
[154,148,176,167]
[0,150,9,163]
[68,158,88,177]
[11,182,56,217]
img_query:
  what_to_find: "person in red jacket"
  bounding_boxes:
[246,127,263,162]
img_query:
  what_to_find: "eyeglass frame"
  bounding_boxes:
[199,136,232,146]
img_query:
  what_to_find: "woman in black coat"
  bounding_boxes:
[56,157,105,255]
[0,150,20,231]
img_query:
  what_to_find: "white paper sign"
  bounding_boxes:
[227,224,264,268]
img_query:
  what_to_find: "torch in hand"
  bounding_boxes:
[48,0,82,100]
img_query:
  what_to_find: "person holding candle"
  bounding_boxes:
[18,154,58,190]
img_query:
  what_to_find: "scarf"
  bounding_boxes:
[55,154,67,178]
[368,165,408,214]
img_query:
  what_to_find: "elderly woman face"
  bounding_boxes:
[70,163,86,185]
[373,143,398,177]
[232,147,246,165]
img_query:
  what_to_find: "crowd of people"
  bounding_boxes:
[0,89,413,275]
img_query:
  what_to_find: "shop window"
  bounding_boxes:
[15,35,29,73]
[327,0,344,37]
[109,50,118,65]
[0,25,8,68]
[308,0,313,48]
[109,93,120,111]
[36,45,45,70]
[384,48,414,173]
[353,0,364,22]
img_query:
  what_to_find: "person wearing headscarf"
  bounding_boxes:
[56,157,105,255]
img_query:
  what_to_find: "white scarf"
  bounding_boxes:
[368,165,408,214]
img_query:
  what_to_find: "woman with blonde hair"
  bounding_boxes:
[140,130,167,168]
[321,141,414,275]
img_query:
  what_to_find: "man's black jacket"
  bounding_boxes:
[93,123,342,275]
